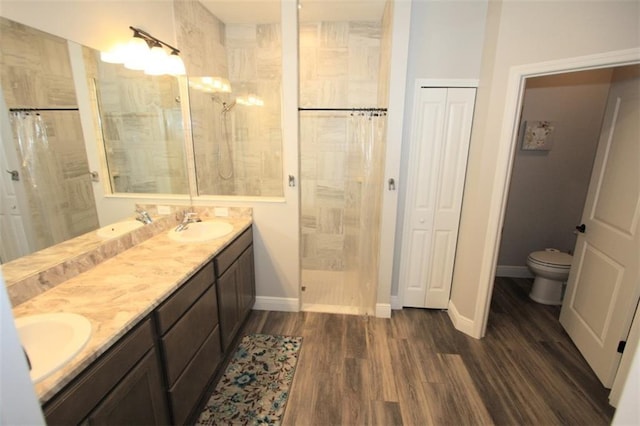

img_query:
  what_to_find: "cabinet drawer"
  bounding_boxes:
[168,325,222,425]
[44,319,155,425]
[214,227,252,277]
[155,262,214,334]
[161,284,218,386]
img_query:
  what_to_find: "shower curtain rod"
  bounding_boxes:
[9,107,79,112]
[298,107,387,112]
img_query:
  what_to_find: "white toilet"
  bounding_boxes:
[526,249,573,305]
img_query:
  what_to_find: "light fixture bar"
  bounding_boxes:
[129,26,180,54]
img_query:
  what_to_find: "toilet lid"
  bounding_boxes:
[528,250,573,267]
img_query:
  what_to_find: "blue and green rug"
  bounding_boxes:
[196,334,303,425]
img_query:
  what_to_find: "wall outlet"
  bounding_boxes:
[214,207,229,217]
[157,205,171,215]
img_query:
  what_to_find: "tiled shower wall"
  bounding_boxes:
[175,0,283,196]
[222,23,283,196]
[0,17,99,256]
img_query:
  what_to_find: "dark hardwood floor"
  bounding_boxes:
[236,277,615,425]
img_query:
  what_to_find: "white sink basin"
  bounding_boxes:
[96,220,144,239]
[167,221,234,243]
[15,313,92,384]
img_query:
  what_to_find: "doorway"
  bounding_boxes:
[494,64,640,392]
[496,69,612,281]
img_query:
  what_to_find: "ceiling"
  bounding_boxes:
[199,0,387,24]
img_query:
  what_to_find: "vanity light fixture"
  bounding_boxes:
[100,26,186,76]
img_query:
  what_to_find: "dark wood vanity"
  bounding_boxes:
[41,227,256,425]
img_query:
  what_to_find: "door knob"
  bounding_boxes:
[576,224,586,233]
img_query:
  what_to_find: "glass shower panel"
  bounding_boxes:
[300,111,386,316]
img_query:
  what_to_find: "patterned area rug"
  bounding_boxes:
[196,334,303,425]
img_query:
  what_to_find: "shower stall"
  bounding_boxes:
[298,5,393,316]
[300,110,387,315]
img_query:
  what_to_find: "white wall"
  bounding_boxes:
[391,0,488,299]
[0,0,176,52]
[449,0,640,330]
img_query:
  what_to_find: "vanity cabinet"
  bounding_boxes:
[41,224,255,425]
[43,319,169,426]
[153,262,222,425]
[215,227,255,351]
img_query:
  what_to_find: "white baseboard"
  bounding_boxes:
[447,300,477,338]
[301,303,360,315]
[391,295,402,310]
[496,265,533,278]
[376,303,391,318]
[253,296,299,312]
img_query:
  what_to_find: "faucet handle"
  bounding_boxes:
[184,212,199,221]
[135,209,153,224]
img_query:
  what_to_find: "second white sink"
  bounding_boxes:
[167,221,233,243]
[96,220,144,239]
[15,312,92,384]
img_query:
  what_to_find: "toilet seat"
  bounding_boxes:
[527,250,572,269]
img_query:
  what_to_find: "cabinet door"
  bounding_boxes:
[217,261,239,351]
[44,320,159,425]
[237,246,255,319]
[88,349,169,425]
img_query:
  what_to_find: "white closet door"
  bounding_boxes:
[401,87,476,309]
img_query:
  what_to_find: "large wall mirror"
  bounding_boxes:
[0,17,101,263]
[0,0,283,271]
[87,50,190,195]
[179,0,284,197]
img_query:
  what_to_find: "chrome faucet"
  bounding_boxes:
[135,209,153,224]
[175,212,200,232]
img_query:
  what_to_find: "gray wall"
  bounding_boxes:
[391,0,489,298]
[497,69,613,268]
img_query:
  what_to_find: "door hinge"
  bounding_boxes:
[617,340,626,354]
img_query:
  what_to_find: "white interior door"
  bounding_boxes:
[559,68,640,388]
[0,90,32,263]
[401,87,476,309]
[0,145,31,263]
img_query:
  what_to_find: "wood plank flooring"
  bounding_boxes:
[234,277,615,425]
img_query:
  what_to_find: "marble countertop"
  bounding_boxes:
[12,215,252,404]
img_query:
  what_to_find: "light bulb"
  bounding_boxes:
[124,36,150,71]
[100,42,127,64]
[166,52,186,76]
[144,44,168,75]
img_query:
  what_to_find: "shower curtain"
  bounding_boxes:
[11,112,70,250]
[300,111,387,315]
